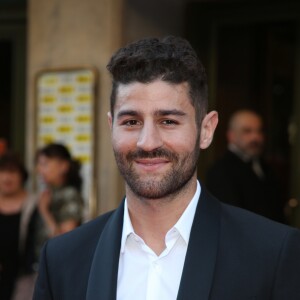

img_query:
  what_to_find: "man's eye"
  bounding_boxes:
[124,120,139,127]
[162,119,177,125]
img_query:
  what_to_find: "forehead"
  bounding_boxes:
[0,168,20,175]
[38,155,60,164]
[234,113,262,130]
[114,80,193,113]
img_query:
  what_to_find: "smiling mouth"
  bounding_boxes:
[135,158,169,164]
[134,158,170,171]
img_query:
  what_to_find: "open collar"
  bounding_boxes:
[86,186,220,300]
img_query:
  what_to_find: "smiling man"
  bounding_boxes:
[33,36,300,300]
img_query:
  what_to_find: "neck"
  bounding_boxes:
[126,176,197,255]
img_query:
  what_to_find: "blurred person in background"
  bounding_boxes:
[206,109,286,223]
[34,143,84,257]
[0,153,34,300]
[12,143,84,300]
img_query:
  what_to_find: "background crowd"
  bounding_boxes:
[0,142,84,300]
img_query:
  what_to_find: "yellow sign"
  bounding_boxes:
[36,68,97,216]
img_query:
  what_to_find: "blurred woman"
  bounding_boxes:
[0,153,32,300]
[34,143,84,256]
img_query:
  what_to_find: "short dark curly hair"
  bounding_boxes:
[106,36,208,127]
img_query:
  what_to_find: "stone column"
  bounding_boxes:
[27,0,124,216]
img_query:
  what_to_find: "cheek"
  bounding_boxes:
[112,130,137,152]
[164,130,198,152]
[40,166,53,180]
[47,162,60,175]
[11,175,22,186]
[258,134,264,143]
[113,140,133,156]
[51,166,62,177]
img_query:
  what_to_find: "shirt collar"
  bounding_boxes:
[120,199,135,253]
[228,143,251,162]
[120,180,201,253]
[172,180,200,244]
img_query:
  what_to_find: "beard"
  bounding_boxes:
[113,136,200,199]
[245,140,264,158]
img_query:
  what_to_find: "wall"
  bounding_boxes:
[124,0,185,43]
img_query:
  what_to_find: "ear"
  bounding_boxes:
[200,111,218,149]
[107,112,113,130]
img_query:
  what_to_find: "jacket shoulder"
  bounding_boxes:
[219,202,297,251]
[46,209,115,256]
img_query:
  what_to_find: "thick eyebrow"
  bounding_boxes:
[116,109,186,120]
[154,109,186,117]
[116,110,139,119]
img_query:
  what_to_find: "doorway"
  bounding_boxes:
[185,1,300,224]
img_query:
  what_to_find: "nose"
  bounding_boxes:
[136,122,163,151]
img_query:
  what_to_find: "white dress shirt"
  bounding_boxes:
[117,181,201,300]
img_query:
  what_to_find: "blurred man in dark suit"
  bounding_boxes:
[206,109,285,223]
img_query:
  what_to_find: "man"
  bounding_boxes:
[206,110,285,223]
[33,37,300,300]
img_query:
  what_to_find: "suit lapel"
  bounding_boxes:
[86,201,124,300]
[86,188,220,300]
[177,188,221,300]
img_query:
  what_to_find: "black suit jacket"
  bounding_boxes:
[33,187,300,300]
[206,150,285,223]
